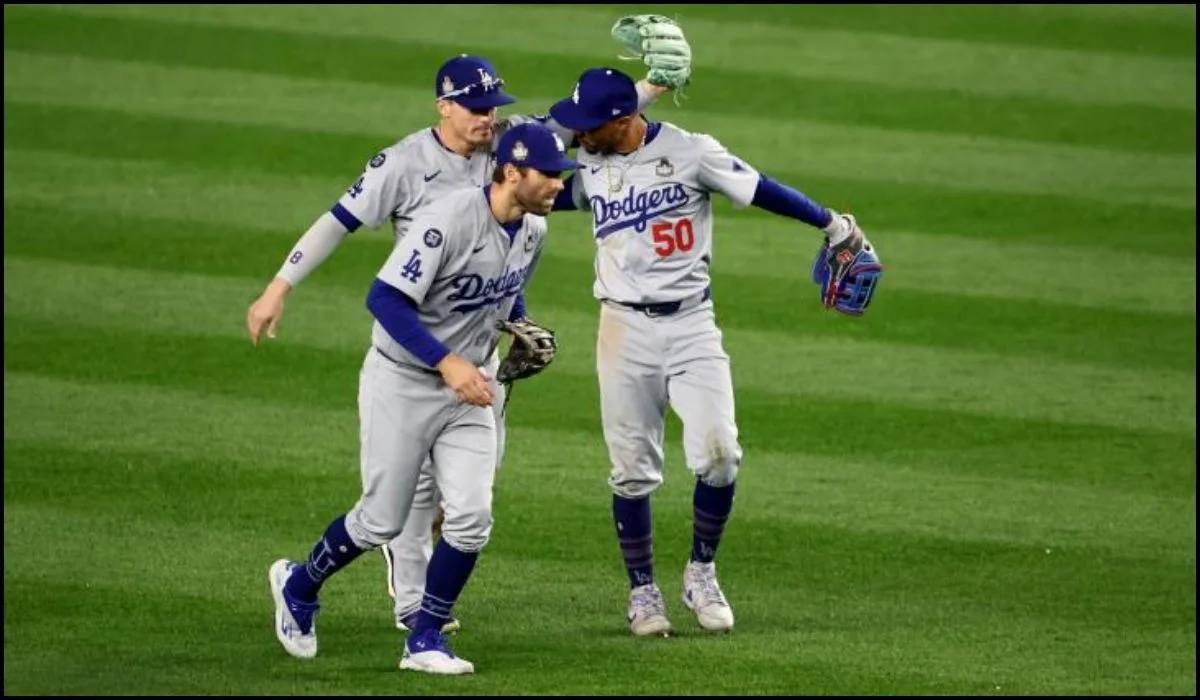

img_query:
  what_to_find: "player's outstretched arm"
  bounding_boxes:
[247,146,404,345]
[246,212,351,345]
[694,135,853,244]
[749,175,856,243]
[695,134,881,312]
[747,173,883,312]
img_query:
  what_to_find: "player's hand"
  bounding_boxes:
[437,354,495,407]
[820,213,866,309]
[247,278,292,345]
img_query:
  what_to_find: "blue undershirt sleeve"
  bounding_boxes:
[366,279,450,368]
[552,177,579,211]
[750,174,833,229]
[508,294,527,321]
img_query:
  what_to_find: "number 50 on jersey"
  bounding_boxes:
[651,217,695,257]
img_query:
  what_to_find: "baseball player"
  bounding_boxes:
[545,67,881,636]
[268,122,581,675]
[247,20,691,637]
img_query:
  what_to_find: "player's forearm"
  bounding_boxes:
[366,279,451,367]
[275,212,352,287]
[508,294,527,322]
[750,175,836,231]
[551,178,579,212]
[635,80,668,109]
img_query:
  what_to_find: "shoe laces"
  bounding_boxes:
[689,565,727,606]
[631,586,666,617]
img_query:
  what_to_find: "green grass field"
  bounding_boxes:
[4,3,1195,695]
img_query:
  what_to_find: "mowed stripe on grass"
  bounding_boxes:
[6,38,1196,156]
[2,194,1195,367]
[5,92,1195,207]
[12,3,1195,108]
[5,371,1193,560]
[4,257,1195,434]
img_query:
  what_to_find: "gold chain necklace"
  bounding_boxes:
[605,128,648,194]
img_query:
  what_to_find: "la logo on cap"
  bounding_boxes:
[511,141,528,161]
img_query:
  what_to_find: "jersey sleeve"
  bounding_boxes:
[333,149,406,230]
[375,212,456,305]
[696,134,761,209]
[498,113,580,150]
[570,170,590,210]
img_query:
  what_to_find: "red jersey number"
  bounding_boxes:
[651,218,695,257]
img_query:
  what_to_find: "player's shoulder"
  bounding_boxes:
[359,129,438,172]
[394,125,440,149]
[403,187,483,249]
[522,212,549,236]
[654,121,724,150]
[412,186,486,226]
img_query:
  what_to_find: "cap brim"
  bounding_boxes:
[548,98,608,132]
[454,91,517,109]
[545,155,582,172]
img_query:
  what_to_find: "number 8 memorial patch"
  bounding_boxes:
[423,228,443,248]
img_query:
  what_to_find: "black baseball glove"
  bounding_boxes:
[496,317,558,385]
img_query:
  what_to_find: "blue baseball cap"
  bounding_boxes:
[435,54,516,110]
[495,122,581,173]
[549,67,639,132]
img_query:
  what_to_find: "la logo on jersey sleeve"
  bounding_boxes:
[379,223,447,304]
[398,227,444,283]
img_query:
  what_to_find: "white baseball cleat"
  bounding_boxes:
[628,583,673,636]
[396,609,461,635]
[682,560,734,632]
[399,629,475,675]
[269,559,320,659]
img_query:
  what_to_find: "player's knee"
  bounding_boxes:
[344,508,398,549]
[697,460,739,488]
[440,507,493,553]
[693,436,742,488]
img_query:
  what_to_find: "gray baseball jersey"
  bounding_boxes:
[334,116,571,242]
[568,121,760,305]
[372,186,548,370]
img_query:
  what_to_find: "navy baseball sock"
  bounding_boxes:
[285,514,367,602]
[613,494,655,588]
[692,478,736,563]
[415,540,478,635]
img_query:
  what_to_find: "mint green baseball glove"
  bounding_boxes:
[611,14,692,92]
